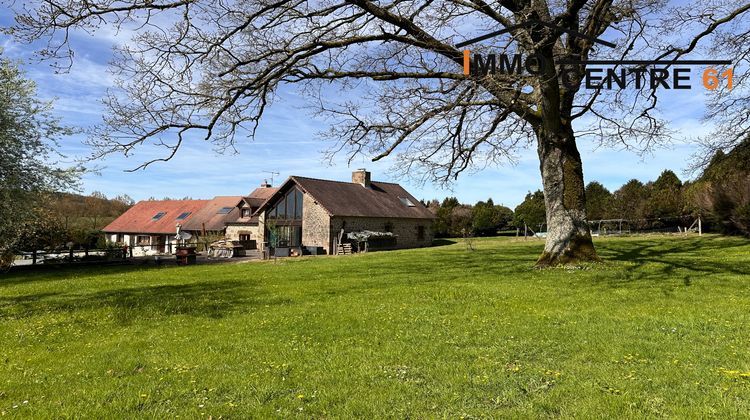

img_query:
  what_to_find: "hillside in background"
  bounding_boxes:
[48,192,134,234]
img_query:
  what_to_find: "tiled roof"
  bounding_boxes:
[248,186,278,201]
[233,186,279,225]
[102,200,210,234]
[257,176,435,219]
[180,196,244,232]
[243,197,266,208]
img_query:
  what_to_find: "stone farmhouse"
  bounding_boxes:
[255,170,435,255]
[103,170,434,256]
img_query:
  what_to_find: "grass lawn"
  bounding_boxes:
[1,235,750,417]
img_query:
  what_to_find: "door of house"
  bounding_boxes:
[156,236,166,253]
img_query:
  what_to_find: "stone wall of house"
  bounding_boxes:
[253,190,432,255]
[329,217,434,251]
[256,212,266,249]
[254,193,331,253]
[225,224,260,242]
[301,193,331,251]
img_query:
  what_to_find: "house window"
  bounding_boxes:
[152,212,167,220]
[274,225,302,247]
[384,222,393,233]
[176,212,191,220]
[268,187,304,221]
[217,207,233,214]
[241,208,251,218]
[137,235,151,245]
[276,196,287,219]
[116,234,124,243]
[417,226,425,240]
[295,189,303,219]
[239,234,252,241]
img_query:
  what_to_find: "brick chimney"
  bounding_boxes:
[352,169,371,188]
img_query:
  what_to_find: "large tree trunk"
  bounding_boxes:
[535,125,599,267]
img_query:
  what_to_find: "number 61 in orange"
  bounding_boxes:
[703,67,733,90]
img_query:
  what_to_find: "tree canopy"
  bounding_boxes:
[513,190,546,231]
[0,57,80,267]
[584,181,612,221]
[690,137,750,236]
[7,0,749,265]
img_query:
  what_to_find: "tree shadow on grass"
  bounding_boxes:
[0,264,162,288]
[592,236,750,286]
[0,278,291,323]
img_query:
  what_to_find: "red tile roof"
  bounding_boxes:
[180,196,244,232]
[248,186,279,201]
[102,200,210,234]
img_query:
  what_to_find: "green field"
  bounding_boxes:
[2,235,750,417]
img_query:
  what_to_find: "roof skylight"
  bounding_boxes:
[152,212,167,220]
[217,207,233,214]
[176,212,192,220]
[399,197,416,207]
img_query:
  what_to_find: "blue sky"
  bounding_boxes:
[0,6,717,208]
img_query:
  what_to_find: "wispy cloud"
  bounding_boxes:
[0,9,717,208]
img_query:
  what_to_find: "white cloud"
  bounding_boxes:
[2,8,716,209]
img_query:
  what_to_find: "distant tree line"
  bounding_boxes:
[426,137,750,238]
[423,198,514,238]
[513,138,750,236]
[513,171,689,234]
[11,192,135,255]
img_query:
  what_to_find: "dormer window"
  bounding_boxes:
[241,208,251,218]
[152,212,167,220]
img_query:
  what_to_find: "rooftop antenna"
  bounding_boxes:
[263,170,279,185]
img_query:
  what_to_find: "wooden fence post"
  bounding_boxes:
[698,216,702,236]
